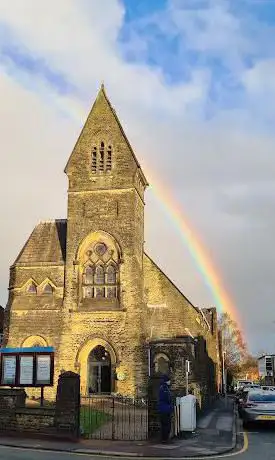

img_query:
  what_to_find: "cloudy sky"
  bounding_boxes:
[0,0,274,354]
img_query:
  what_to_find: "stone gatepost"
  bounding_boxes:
[54,371,80,440]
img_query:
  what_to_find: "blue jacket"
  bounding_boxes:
[158,381,173,414]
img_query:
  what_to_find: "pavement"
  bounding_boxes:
[0,397,236,458]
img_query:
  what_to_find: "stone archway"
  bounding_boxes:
[76,338,117,395]
[21,335,48,348]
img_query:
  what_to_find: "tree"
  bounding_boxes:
[239,355,259,381]
[218,312,247,379]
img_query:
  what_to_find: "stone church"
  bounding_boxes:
[4,86,220,400]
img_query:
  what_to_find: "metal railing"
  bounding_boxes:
[80,395,148,440]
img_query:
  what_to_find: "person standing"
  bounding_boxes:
[158,375,173,443]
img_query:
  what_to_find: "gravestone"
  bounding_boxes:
[54,371,80,439]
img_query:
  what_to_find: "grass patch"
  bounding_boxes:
[80,405,111,436]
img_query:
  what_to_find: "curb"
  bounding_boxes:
[0,403,239,459]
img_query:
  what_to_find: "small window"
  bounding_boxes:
[106,265,116,284]
[84,286,93,298]
[84,266,94,284]
[95,266,104,285]
[99,142,104,171]
[95,287,105,298]
[43,284,53,295]
[106,287,116,298]
[106,146,112,172]
[91,147,97,173]
[27,283,37,294]
[154,353,170,375]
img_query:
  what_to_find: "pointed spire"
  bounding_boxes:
[64,83,148,187]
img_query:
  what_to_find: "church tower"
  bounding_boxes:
[59,85,148,395]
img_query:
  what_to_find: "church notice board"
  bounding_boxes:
[0,347,54,387]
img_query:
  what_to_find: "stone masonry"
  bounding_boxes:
[4,85,220,400]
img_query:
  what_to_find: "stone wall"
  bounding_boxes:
[15,407,55,432]
[0,373,80,439]
[144,254,219,391]
[150,336,217,410]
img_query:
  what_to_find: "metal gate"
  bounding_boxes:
[80,396,148,440]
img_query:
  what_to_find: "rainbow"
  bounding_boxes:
[53,94,241,327]
[146,171,242,327]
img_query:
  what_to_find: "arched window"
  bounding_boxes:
[95,266,104,285]
[99,142,104,172]
[82,241,119,300]
[91,146,97,173]
[84,266,94,284]
[106,265,116,284]
[106,146,112,172]
[27,282,37,294]
[91,143,112,174]
[154,353,170,375]
[43,283,53,295]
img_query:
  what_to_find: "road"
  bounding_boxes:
[239,424,275,460]
[0,426,275,460]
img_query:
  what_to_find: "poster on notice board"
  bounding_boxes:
[19,356,34,385]
[1,355,16,385]
[36,355,51,384]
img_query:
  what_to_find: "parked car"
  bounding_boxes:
[261,386,275,391]
[239,390,275,427]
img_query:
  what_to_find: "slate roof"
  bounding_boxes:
[14,220,67,265]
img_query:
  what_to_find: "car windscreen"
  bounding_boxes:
[249,393,275,402]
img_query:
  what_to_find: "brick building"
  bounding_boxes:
[4,86,220,400]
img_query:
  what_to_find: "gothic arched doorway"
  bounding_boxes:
[88,345,112,394]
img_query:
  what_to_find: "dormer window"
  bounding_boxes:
[91,142,112,174]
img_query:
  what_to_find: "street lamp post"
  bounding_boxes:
[222,351,227,397]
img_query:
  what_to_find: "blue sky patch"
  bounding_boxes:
[0,22,75,96]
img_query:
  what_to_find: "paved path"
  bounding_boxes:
[0,397,236,458]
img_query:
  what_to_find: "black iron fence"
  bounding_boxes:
[80,396,148,440]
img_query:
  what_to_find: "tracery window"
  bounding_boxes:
[82,242,118,300]
[91,142,112,174]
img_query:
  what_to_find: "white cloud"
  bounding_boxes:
[242,59,275,95]
[0,0,275,353]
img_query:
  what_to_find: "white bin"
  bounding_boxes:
[179,395,196,432]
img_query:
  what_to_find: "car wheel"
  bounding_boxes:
[243,420,250,430]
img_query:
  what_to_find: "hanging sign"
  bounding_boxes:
[19,356,34,385]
